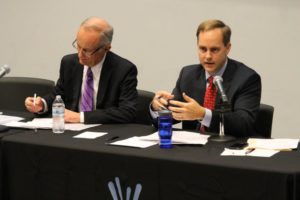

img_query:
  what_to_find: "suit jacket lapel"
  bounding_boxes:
[73,62,84,111]
[198,68,206,105]
[97,52,113,107]
[221,59,235,101]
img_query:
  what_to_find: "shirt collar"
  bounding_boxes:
[84,53,106,74]
[205,58,228,80]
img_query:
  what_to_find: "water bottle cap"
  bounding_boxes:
[158,109,172,117]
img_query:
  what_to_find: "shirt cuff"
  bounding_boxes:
[80,112,84,123]
[201,108,212,127]
[36,98,48,114]
[149,103,159,119]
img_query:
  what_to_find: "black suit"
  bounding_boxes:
[44,51,138,124]
[172,58,261,137]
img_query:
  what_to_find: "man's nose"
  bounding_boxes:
[204,51,212,59]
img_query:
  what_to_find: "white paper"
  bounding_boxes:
[73,131,107,139]
[5,117,101,131]
[221,148,279,157]
[247,148,279,157]
[5,121,51,129]
[0,114,24,125]
[139,131,209,145]
[65,123,100,131]
[109,136,157,148]
[247,138,299,150]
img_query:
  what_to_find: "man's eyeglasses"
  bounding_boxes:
[72,39,103,57]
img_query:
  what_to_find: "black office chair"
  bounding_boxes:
[255,103,274,138]
[0,77,55,112]
[135,89,155,125]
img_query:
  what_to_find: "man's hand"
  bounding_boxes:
[65,109,80,123]
[168,93,205,121]
[24,96,44,113]
[151,91,174,111]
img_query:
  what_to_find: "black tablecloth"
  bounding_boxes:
[1,124,300,200]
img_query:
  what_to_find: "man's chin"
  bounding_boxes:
[79,59,88,66]
[203,65,217,74]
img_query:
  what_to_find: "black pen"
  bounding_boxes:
[105,136,119,141]
[245,148,255,155]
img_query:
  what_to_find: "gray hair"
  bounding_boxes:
[81,17,114,47]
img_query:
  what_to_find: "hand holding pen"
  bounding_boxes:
[24,94,44,113]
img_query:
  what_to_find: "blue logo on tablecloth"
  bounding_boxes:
[108,177,142,200]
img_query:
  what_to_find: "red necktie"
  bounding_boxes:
[200,76,217,133]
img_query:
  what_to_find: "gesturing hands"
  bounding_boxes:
[151,92,206,121]
[169,93,205,121]
[151,91,174,111]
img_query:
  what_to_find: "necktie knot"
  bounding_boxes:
[87,67,93,80]
[208,76,214,85]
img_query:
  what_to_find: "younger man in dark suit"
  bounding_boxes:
[25,17,138,124]
[151,19,261,137]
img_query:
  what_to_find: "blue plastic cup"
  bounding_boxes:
[158,110,173,149]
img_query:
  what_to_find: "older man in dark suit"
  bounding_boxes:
[151,19,261,137]
[25,17,138,124]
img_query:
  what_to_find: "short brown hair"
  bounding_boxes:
[196,19,231,46]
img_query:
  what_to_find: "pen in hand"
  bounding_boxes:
[33,93,38,133]
[33,93,37,111]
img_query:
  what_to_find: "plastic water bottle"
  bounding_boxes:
[52,95,65,133]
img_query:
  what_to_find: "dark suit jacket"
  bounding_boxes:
[44,51,138,124]
[172,58,261,137]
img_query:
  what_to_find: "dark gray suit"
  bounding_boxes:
[172,58,261,137]
[44,51,138,124]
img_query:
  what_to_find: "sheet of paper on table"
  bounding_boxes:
[73,131,108,139]
[108,136,157,148]
[5,118,100,131]
[0,114,24,125]
[221,148,279,157]
[139,131,209,145]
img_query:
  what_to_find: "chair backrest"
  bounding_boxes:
[255,103,274,138]
[0,77,55,112]
[135,89,155,125]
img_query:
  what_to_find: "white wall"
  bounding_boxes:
[1,0,299,138]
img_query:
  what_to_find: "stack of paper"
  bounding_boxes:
[247,138,299,150]
[108,131,209,149]
[221,138,299,157]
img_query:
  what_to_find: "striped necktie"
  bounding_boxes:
[80,67,94,112]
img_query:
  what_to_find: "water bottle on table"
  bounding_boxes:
[52,95,65,134]
[158,109,173,149]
